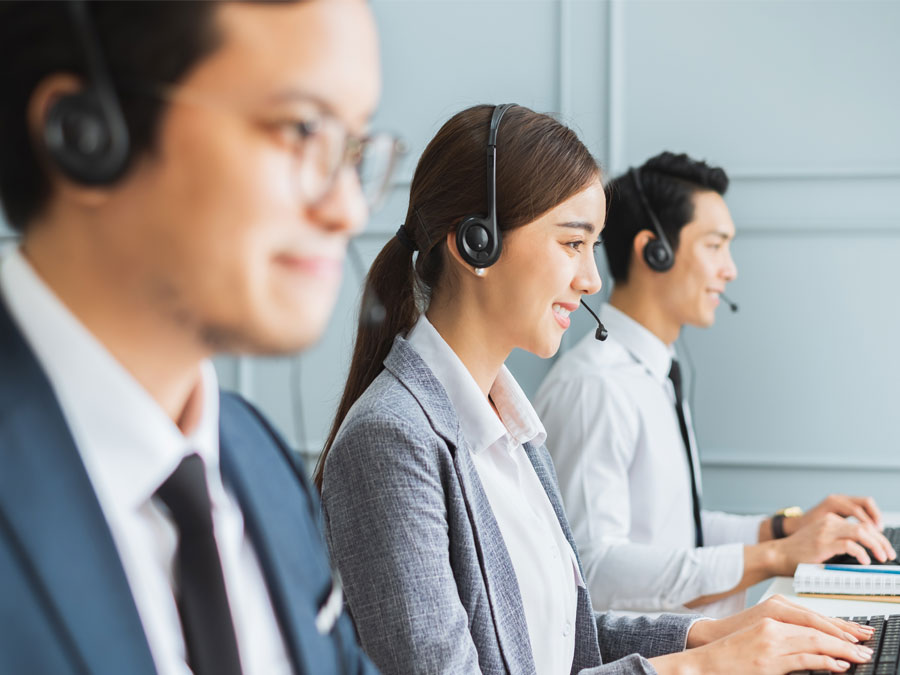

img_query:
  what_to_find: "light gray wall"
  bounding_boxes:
[610,0,900,515]
[3,0,899,516]
[288,0,900,516]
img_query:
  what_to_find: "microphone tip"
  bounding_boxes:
[580,298,609,341]
[719,292,739,313]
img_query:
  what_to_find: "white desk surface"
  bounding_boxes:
[759,512,900,618]
[761,576,900,618]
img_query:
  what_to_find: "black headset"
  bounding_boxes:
[455,103,515,268]
[43,0,130,185]
[629,167,675,272]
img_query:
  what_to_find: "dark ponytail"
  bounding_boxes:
[315,238,420,481]
[314,104,599,489]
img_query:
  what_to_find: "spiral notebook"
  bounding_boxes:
[793,563,900,602]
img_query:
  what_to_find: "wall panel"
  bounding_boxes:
[618,0,900,172]
[684,234,900,512]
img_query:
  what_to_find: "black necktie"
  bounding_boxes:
[156,454,243,675]
[667,361,704,548]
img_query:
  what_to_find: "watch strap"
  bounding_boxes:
[771,513,788,539]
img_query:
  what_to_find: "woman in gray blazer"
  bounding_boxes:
[315,104,873,675]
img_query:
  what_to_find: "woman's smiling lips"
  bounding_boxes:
[552,301,578,329]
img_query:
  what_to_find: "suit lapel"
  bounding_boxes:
[218,394,335,675]
[0,302,155,675]
[385,337,537,675]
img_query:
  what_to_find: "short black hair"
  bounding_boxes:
[0,1,223,232]
[603,151,729,284]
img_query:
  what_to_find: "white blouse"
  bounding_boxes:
[407,315,584,675]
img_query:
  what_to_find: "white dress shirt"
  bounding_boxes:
[535,303,765,619]
[0,248,292,675]
[407,315,584,675]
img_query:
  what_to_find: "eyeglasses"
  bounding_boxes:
[281,113,406,210]
[143,85,406,211]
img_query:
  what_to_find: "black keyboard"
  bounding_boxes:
[825,527,900,566]
[791,614,900,675]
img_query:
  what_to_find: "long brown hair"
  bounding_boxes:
[314,104,599,489]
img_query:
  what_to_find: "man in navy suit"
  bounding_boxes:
[0,1,398,673]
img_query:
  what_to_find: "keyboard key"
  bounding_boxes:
[789,613,900,675]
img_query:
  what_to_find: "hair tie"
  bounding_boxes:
[395,224,418,252]
[412,207,434,250]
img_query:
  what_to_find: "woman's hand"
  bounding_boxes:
[685,594,874,648]
[656,618,874,675]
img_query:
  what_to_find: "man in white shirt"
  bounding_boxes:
[0,1,397,673]
[535,151,894,618]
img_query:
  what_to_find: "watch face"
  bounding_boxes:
[783,506,804,518]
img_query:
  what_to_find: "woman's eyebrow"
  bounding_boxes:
[556,221,595,233]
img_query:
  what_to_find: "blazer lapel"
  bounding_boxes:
[385,337,538,675]
[218,394,335,675]
[522,443,573,544]
[451,444,538,675]
[0,302,155,675]
[522,442,602,672]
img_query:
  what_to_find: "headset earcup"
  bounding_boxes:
[464,220,489,252]
[643,238,674,272]
[457,216,500,267]
[44,90,129,185]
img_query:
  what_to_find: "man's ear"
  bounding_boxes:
[26,74,113,207]
[632,229,655,269]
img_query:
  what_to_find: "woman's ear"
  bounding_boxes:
[445,229,490,278]
[443,229,471,271]
[444,229,463,266]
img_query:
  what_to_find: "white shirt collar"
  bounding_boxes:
[0,247,220,513]
[599,303,675,385]
[406,314,546,454]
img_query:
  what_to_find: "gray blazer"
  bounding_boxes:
[322,336,697,675]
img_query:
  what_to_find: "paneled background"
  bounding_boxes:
[3,0,899,520]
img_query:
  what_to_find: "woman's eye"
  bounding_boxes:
[566,240,584,251]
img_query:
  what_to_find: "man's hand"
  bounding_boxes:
[785,495,885,537]
[772,513,896,574]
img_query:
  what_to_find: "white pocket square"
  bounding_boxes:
[315,576,343,635]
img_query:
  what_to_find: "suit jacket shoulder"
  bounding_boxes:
[0,293,377,675]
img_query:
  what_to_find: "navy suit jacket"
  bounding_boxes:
[0,297,377,675]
